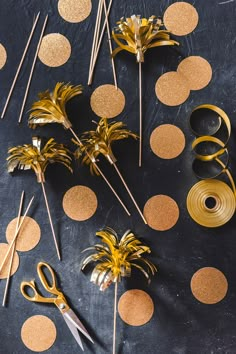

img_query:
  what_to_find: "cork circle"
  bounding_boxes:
[155,72,190,106]
[21,315,57,352]
[144,195,179,231]
[150,124,185,159]
[63,185,98,221]
[90,84,125,118]
[0,243,19,279]
[0,43,7,69]
[6,216,41,252]
[164,2,199,36]
[58,0,92,23]
[177,56,212,91]
[38,33,71,67]
[191,267,228,304]
[118,289,154,326]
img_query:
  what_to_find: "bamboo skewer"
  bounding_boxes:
[139,62,142,167]
[1,12,40,119]
[112,282,118,354]
[2,191,25,307]
[18,15,48,123]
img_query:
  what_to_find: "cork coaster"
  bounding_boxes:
[90,84,125,118]
[58,0,92,23]
[38,33,71,67]
[21,315,57,352]
[6,216,41,252]
[177,56,212,90]
[0,243,19,279]
[63,185,98,221]
[150,124,185,159]
[0,43,7,69]
[190,267,228,304]
[118,289,154,326]
[163,2,199,36]
[155,72,190,106]
[144,195,179,231]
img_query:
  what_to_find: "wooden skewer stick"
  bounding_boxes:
[69,127,130,216]
[2,191,25,307]
[1,12,40,119]
[139,62,142,167]
[18,14,48,123]
[113,162,147,224]
[112,282,118,354]
[41,182,61,261]
[0,196,34,275]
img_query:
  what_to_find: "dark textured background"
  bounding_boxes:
[0,0,236,353]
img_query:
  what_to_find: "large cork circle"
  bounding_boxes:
[90,84,125,118]
[118,289,154,326]
[177,56,212,90]
[6,216,41,252]
[155,72,190,106]
[0,243,19,279]
[38,33,71,67]
[191,267,228,304]
[0,43,7,69]
[164,2,199,36]
[58,0,92,23]
[150,124,185,159]
[63,185,98,221]
[21,315,57,352]
[144,195,179,231]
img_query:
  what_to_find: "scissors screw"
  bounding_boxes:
[59,303,66,310]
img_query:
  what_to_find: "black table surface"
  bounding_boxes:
[0,0,236,353]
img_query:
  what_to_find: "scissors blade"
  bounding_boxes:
[63,309,94,344]
[63,313,84,351]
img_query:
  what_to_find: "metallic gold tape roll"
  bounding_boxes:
[187,179,236,227]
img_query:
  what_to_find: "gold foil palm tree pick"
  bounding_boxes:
[7,137,73,260]
[112,15,179,167]
[81,227,157,354]
[74,117,147,224]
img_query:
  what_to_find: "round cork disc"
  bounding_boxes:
[177,56,212,90]
[63,185,98,221]
[21,315,57,352]
[163,2,199,36]
[0,43,7,69]
[118,289,154,326]
[38,33,71,67]
[155,72,190,106]
[0,243,19,279]
[150,124,185,159]
[6,216,41,252]
[58,0,92,23]
[90,84,125,118]
[144,195,179,231]
[191,267,228,304]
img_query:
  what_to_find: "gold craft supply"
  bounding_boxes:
[38,33,71,67]
[21,262,94,350]
[187,104,236,227]
[112,15,179,166]
[29,82,130,215]
[74,117,147,223]
[58,0,92,23]
[7,137,72,260]
[81,227,157,354]
[0,43,7,69]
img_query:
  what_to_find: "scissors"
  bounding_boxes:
[20,261,94,351]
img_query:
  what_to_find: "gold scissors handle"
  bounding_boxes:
[37,261,62,297]
[20,280,55,303]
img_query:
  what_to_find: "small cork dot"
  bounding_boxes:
[63,185,98,221]
[90,84,125,118]
[21,315,57,352]
[155,72,190,106]
[38,33,71,67]
[0,43,7,69]
[58,0,92,23]
[164,2,199,36]
[191,267,228,304]
[0,243,19,279]
[144,195,179,231]
[6,216,41,252]
[118,289,154,326]
[150,124,185,159]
